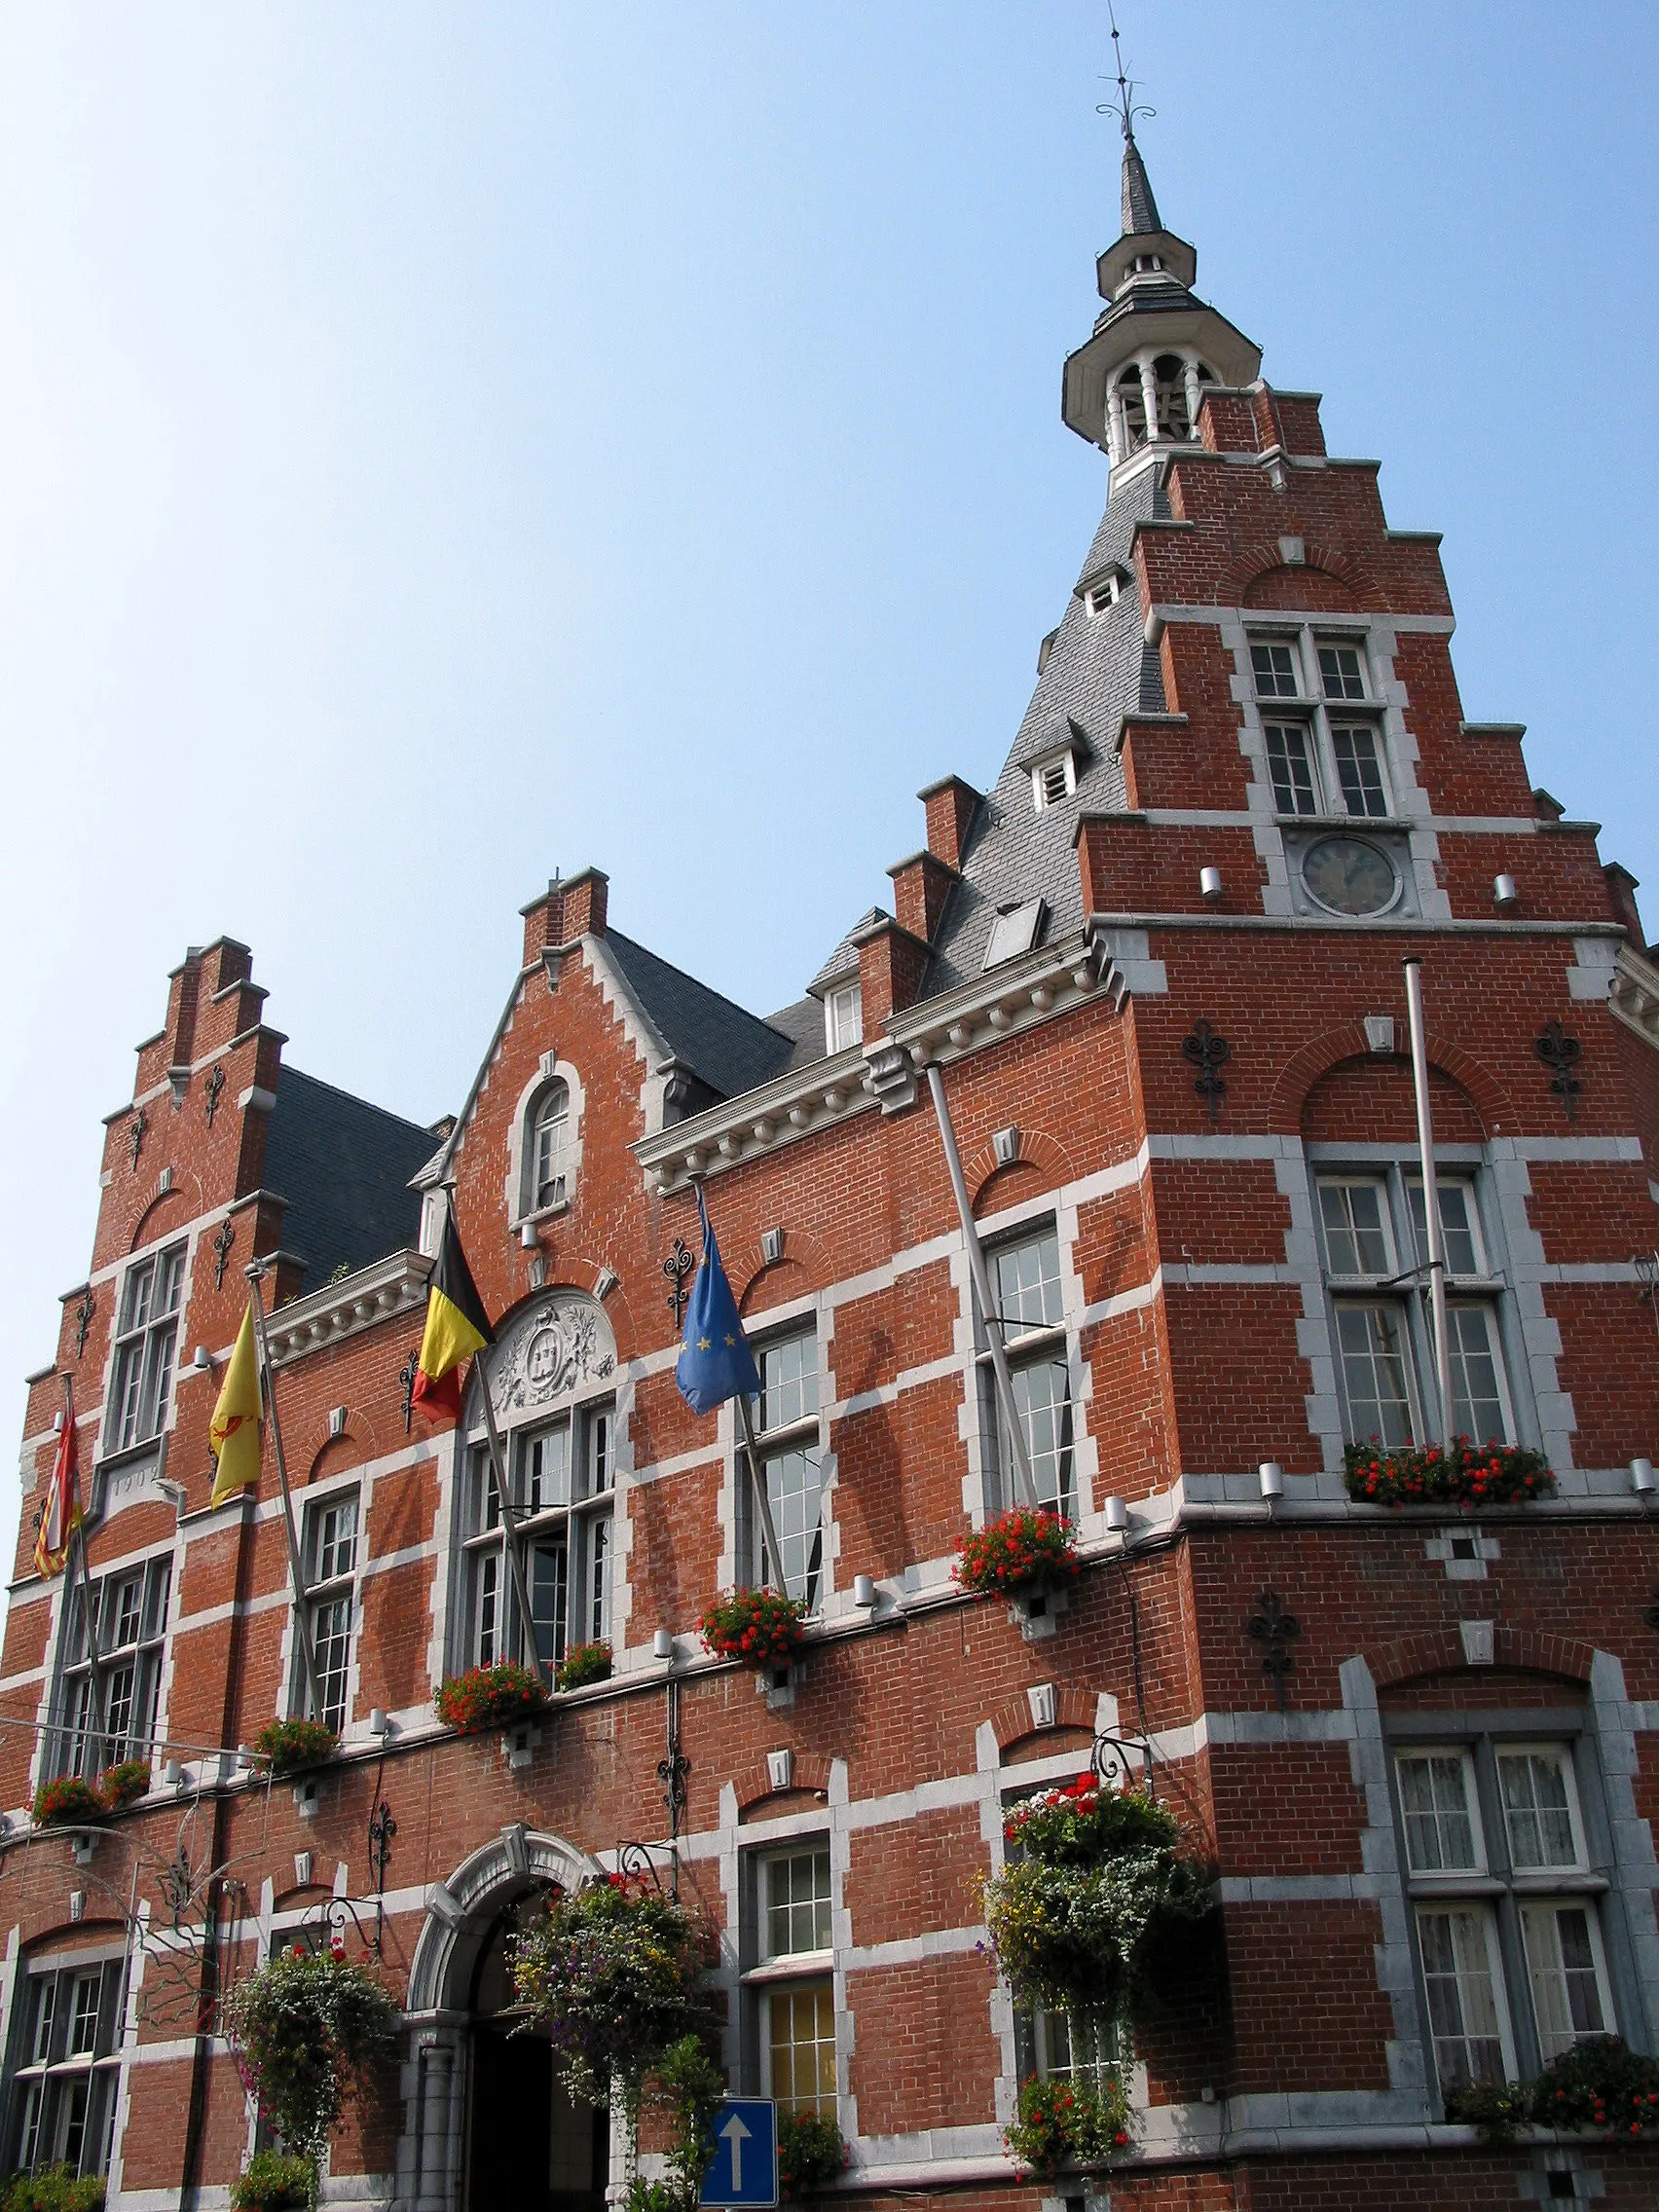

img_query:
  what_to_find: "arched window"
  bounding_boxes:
[529,1083,570,1213]
[1114,355,1218,454]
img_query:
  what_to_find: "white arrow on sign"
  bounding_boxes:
[720,2113,752,2193]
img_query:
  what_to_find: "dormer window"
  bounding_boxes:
[1085,569,1129,617]
[983,898,1046,969]
[529,1082,570,1213]
[825,981,863,1055]
[1031,752,1077,812]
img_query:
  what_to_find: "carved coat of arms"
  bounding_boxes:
[487,1295,615,1418]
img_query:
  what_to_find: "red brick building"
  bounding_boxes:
[5,118,1659,2212]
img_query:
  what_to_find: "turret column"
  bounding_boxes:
[1137,354,1162,443]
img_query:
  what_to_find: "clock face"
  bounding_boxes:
[1302,834,1398,917]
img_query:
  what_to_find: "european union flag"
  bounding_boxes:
[676,1189,762,1415]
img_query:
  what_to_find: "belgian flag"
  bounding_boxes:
[411,1214,494,1420]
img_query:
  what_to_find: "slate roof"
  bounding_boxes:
[605,930,798,1100]
[1121,134,1161,237]
[916,466,1170,995]
[263,1066,434,1287]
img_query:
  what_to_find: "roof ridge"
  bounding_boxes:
[277,1061,435,1138]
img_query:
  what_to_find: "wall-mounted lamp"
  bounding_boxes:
[192,1345,212,1372]
[1199,866,1224,905]
[1103,1495,1129,1532]
[519,1222,539,1251]
[852,1573,877,1608]
[236,1744,255,1772]
[368,1708,390,1740]
[164,1758,187,1792]
[652,1628,675,1661]
[1632,1457,1656,1497]
[1493,872,1519,912]
[1258,1460,1285,1504]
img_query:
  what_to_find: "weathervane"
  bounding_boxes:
[1098,2,1156,141]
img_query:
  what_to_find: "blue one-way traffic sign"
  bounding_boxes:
[699,2097,778,2208]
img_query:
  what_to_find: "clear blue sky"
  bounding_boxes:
[2,4,1655,1567]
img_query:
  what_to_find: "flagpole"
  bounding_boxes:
[59,1375,106,1772]
[245,1264,324,1720]
[924,1064,1041,1510]
[734,1391,790,1598]
[474,1368,551,1687]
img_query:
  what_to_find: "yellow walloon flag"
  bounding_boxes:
[209,1303,263,1505]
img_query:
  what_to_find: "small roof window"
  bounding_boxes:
[983,898,1046,970]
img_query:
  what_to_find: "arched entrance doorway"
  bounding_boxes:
[466,1909,608,2212]
[403,1825,611,2212]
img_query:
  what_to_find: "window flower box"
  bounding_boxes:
[99,1758,151,1812]
[954,1507,1080,1603]
[1448,2033,1659,2145]
[252,1718,340,1778]
[697,1589,807,1672]
[1003,2073,1131,2178]
[1344,1438,1554,1511]
[434,1661,549,1736]
[33,1775,108,1830]
[555,1640,612,1693]
[777,2112,849,2200]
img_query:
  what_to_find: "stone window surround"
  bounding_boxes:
[504,1054,587,1231]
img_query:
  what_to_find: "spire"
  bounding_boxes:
[1121,132,1161,238]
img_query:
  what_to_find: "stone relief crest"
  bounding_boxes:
[486,1293,615,1418]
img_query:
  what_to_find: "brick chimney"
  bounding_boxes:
[521,867,610,965]
[1604,863,1647,950]
[887,850,959,944]
[918,776,981,872]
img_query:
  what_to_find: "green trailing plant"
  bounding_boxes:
[1452,2035,1659,2145]
[32,1775,106,1829]
[1344,1437,1553,1510]
[953,1507,1080,1601]
[555,1640,613,1692]
[697,1589,807,1671]
[251,1719,339,1778]
[512,1875,718,2177]
[1002,2074,1132,2178]
[434,1660,549,1735]
[777,2112,849,2200]
[979,1776,1212,2020]
[229,2150,314,2211]
[0,2168,106,2212]
[654,2033,727,2212]
[223,1947,399,2205]
[98,1758,151,1811]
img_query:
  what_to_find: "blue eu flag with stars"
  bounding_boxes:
[675,1189,762,1415]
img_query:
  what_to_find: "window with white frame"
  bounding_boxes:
[298,1491,359,1732]
[751,1844,835,2119]
[1392,1733,1617,2098]
[52,1554,171,1782]
[460,1400,613,1669]
[1252,630,1391,821]
[983,1227,1074,1517]
[525,1081,571,1216]
[1315,1169,1515,1451]
[106,1243,186,1454]
[5,1956,125,2179]
[1030,752,1077,811]
[748,1329,823,1610]
[824,981,863,1055]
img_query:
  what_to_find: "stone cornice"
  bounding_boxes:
[1609,941,1659,1054]
[264,1249,430,1368]
[634,929,1124,1194]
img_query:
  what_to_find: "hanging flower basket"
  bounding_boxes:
[980,1777,1211,2019]
[252,1719,340,1777]
[32,1776,107,1830]
[954,1507,1080,1602]
[1003,2073,1132,2178]
[1344,1438,1554,1511]
[434,1661,550,1735]
[555,1640,613,1692]
[697,1589,807,1671]
[223,1949,399,2199]
[98,1759,151,1812]
[777,2113,850,2200]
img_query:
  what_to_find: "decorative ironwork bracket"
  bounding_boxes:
[212,1219,236,1291]
[203,1064,226,1127]
[614,1840,667,1895]
[368,1798,396,1894]
[663,1236,695,1327]
[73,1288,94,1359]
[1247,1590,1301,1710]
[295,1890,386,1962]
[1182,1021,1232,1124]
[398,1347,421,1434]
[1091,1729,1156,1799]
[129,1106,148,1171]
[1643,1586,1659,1637]
[1534,1018,1583,1122]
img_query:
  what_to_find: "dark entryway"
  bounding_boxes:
[466,1910,608,2212]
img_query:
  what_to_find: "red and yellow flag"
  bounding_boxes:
[209,1304,263,1507]
[412,1214,494,1420]
[34,1409,84,1578]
